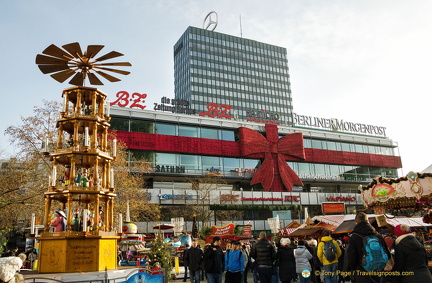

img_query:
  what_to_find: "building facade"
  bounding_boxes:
[109,26,402,232]
[109,107,401,231]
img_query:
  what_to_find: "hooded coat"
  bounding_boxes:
[275,245,296,282]
[346,221,390,283]
[392,233,432,283]
[294,246,312,273]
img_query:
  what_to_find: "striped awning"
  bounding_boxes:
[280,227,299,236]
[386,217,432,228]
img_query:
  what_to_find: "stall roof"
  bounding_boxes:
[312,214,383,226]
[315,222,337,231]
[281,227,299,236]
[289,227,323,237]
[386,217,432,228]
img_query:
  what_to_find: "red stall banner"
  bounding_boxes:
[321,202,345,214]
[211,223,235,236]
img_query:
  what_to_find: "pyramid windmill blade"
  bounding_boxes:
[88,73,104,85]
[42,44,73,59]
[37,43,131,85]
[62,42,83,57]
[36,54,69,65]
[95,62,132,67]
[94,51,124,62]
[86,45,104,58]
[38,64,70,74]
[96,66,130,75]
[50,69,76,83]
[69,72,85,86]
[94,70,121,82]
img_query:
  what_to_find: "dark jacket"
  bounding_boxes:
[203,244,224,273]
[337,245,345,271]
[393,234,432,283]
[184,246,203,271]
[250,238,276,266]
[275,245,296,282]
[346,221,390,283]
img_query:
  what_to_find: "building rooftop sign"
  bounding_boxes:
[154,96,196,115]
[293,113,387,137]
[203,11,218,31]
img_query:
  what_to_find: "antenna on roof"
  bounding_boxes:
[239,14,243,38]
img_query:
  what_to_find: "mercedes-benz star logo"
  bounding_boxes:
[203,11,218,31]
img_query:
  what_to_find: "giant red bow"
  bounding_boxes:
[239,124,305,192]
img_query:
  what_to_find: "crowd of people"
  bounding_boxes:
[2,212,432,283]
[182,212,432,283]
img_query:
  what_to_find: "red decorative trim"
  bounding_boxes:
[112,130,402,168]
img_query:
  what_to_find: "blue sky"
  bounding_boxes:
[1,0,431,175]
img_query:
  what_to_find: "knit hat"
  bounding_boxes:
[394,224,411,237]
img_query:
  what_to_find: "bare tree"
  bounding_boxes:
[2,101,160,231]
[111,135,160,222]
[2,101,60,228]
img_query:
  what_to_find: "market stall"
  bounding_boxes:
[360,172,432,218]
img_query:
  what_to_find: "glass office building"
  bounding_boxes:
[174,26,294,125]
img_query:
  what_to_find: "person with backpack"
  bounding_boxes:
[317,230,342,283]
[392,224,432,283]
[346,212,390,283]
[203,236,225,283]
[225,241,245,283]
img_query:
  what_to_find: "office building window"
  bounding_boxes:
[155,153,177,166]
[179,125,199,138]
[155,123,176,136]
[110,118,129,131]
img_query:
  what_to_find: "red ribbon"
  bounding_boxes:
[239,124,305,192]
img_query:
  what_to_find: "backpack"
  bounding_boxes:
[359,234,389,271]
[323,240,337,262]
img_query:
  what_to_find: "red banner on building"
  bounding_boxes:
[321,202,345,214]
[211,223,235,236]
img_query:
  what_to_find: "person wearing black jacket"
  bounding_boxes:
[275,238,296,283]
[392,224,432,283]
[203,236,225,283]
[250,231,276,283]
[184,239,203,283]
[346,212,390,283]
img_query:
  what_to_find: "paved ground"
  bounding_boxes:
[22,267,349,283]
